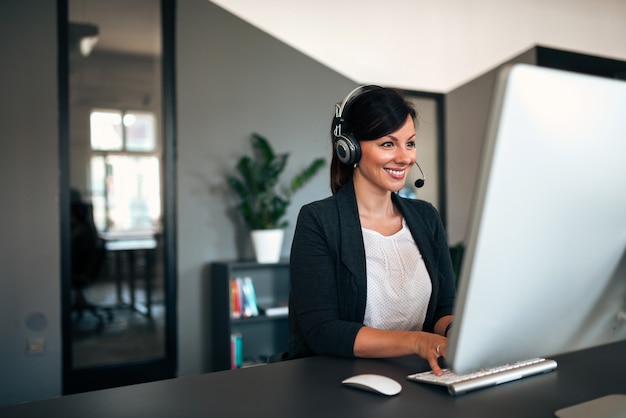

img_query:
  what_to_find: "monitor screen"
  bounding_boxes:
[447,64,626,373]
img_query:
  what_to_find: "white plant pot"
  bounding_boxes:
[250,229,284,264]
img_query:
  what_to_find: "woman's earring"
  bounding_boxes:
[353,163,358,169]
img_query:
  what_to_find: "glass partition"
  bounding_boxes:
[63,0,176,393]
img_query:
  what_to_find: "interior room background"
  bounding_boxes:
[1,0,625,406]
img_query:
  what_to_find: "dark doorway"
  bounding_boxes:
[59,0,177,394]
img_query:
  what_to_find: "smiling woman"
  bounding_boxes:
[287,86,455,376]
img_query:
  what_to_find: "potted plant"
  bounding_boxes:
[228,132,325,263]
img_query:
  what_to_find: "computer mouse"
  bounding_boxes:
[341,374,402,396]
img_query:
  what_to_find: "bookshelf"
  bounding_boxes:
[210,260,290,371]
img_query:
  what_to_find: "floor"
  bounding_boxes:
[71,254,166,369]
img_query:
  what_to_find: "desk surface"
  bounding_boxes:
[3,341,625,418]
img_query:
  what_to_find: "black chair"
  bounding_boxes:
[71,201,112,329]
[268,352,289,363]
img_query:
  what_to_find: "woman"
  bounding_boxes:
[288,86,455,375]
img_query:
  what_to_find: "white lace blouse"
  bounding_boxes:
[362,219,432,331]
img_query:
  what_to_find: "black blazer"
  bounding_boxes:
[288,180,456,359]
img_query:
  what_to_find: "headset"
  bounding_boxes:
[332,85,426,188]
[333,85,382,166]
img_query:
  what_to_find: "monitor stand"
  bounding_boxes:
[554,394,626,418]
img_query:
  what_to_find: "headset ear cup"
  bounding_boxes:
[334,134,361,165]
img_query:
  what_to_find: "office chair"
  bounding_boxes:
[71,201,113,329]
[268,352,289,363]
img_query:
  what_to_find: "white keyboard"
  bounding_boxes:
[407,358,557,395]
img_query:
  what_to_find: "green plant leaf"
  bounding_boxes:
[290,158,325,195]
[227,133,325,230]
[251,132,275,163]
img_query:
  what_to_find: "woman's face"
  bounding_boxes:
[355,115,417,193]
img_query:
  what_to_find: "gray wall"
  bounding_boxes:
[0,0,354,406]
[0,0,62,405]
[176,1,354,375]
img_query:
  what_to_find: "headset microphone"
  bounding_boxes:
[414,162,426,188]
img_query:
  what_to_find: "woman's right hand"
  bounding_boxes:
[412,331,448,376]
[353,327,448,375]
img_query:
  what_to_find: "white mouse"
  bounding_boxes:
[341,374,402,396]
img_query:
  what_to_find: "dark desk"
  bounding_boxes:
[3,341,625,417]
[101,232,157,317]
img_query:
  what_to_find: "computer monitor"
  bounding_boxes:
[446,63,626,374]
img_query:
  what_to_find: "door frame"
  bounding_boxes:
[58,0,178,394]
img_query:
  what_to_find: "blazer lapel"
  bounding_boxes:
[336,181,367,290]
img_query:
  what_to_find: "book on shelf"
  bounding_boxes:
[229,277,259,319]
[241,277,259,317]
[229,279,241,319]
[230,332,242,369]
[258,303,289,317]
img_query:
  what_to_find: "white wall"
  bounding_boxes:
[0,0,62,405]
[209,0,626,92]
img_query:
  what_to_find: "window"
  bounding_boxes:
[89,109,161,232]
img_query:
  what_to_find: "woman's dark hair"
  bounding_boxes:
[330,87,416,194]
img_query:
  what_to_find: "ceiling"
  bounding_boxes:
[208,0,626,93]
[69,0,626,93]
[69,0,161,57]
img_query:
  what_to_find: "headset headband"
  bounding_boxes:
[333,85,383,138]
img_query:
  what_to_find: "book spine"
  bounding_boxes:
[230,332,242,369]
[230,279,241,319]
[242,277,259,317]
